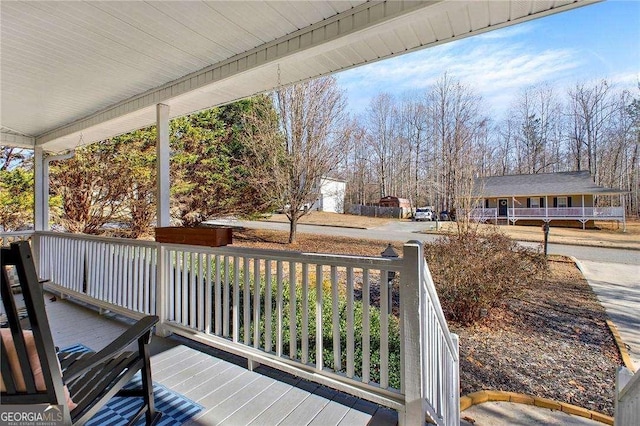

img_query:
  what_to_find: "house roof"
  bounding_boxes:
[0,0,598,153]
[475,171,626,197]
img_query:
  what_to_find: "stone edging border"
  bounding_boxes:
[606,319,636,373]
[460,390,614,425]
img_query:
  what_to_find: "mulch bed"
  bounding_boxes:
[451,259,622,416]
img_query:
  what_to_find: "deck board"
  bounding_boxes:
[278,392,331,426]
[219,380,292,425]
[308,400,351,425]
[195,375,275,424]
[43,293,398,426]
[246,386,312,425]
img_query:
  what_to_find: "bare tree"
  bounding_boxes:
[427,74,486,213]
[508,84,561,174]
[343,123,373,206]
[567,80,616,179]
[399,94,429,210]
[273,76,351,243]
[364,93,398,199]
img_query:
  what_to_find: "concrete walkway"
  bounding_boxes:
[461,401,605,425]
[575,260,640,372]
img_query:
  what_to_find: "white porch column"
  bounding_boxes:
[545,195,548,220]
[582,194,586,230]
[34,147,46,231]
[621,194,627,232]
[155,103,171,337]
[33,148,45,273]
[156,103,170,227]
[400,241,425,426]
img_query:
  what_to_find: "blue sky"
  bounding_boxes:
[336,0,640,117]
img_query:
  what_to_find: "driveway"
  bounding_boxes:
[575,260,640,371]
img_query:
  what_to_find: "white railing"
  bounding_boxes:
[508,206,624,219]
[38,232,157,318]
[400,241,459,426]
[0,230,34,245]
[467,208,497,222]
[31,232,458,426]
[159,243,405,405]
[616,367,640,426]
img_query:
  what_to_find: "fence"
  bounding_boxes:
[616,366,640,426]
[346,204,410,219]
[12,231,459,426]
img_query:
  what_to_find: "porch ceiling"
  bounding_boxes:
[1,0,598,153]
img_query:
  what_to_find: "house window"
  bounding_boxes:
[530,198,540,208]
[557,196,568,208]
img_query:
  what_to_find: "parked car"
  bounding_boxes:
[439,208,456,221]
[414,207,434,221]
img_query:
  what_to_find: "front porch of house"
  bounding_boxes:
[1,231,460,426]
[470,171,628,230]
[469,194,626,230]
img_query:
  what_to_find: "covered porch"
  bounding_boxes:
[1,2,601,425]
[471,171,627,230]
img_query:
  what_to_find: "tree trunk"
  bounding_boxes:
[288,215,298,243]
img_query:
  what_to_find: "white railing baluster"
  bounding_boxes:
[115,244,123,305]
[315,264,323,370]
[331,265,340,372]
[190,251,197,328]
[205,253,212,334]
[253,259,261,349]
[276,261,283,357]
[362,269,370,383]
[136,246,143,312]
[215,254,222,335]
[146,247,153,314]
[198,252,204,332]
[170,251,177,321]
[127,245,134,309]
[223,255,230,338]
[182,251,189,326]
[233,255,240,343]
[301,263,309,364]
[244,256,250,345]
[265,260,272,353]
[380,268,389,389]
[346,266,354,378]
[289,261,296,360]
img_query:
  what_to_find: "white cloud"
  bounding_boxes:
[337,37,584,117]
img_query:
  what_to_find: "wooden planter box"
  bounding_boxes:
[154,226,232,247]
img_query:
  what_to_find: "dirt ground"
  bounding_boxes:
[233,227,402,257]
[434,220,640,250]
[265,211,392,229]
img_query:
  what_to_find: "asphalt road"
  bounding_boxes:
[213,218,640,265]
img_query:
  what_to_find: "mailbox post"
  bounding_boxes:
[381,243,398,312]
[542,222,550,257]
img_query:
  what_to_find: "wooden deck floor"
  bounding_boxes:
[44,293,399,426]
